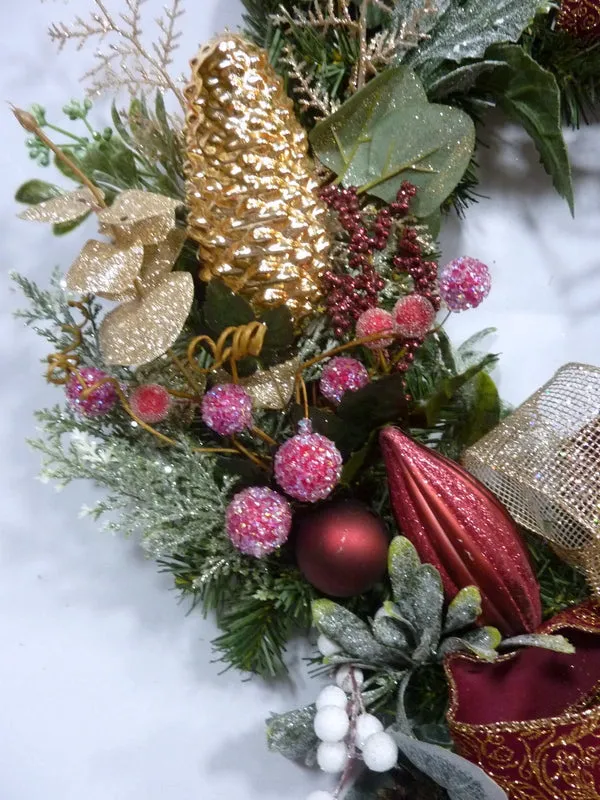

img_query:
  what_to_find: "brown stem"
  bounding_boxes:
[12,107,106,208]
[231,437,270,471]
[251,426,278,447]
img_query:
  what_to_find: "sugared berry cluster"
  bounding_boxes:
[392,226,441,311]
[320,183,417,337]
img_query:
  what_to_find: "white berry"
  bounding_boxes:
[335,665,364,693]
[306,793,335,800]
[355,713,384,749]
[317,634,342,657]
[316,685,347,710]
[317,741,349,773]
[314,705,349,742]
[362,731,399,772]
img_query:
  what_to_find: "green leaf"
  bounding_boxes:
[310,67,475,217]
[340,432,376,485]
[443,586,482,635]
[388,537,421,608]
[500,633,575,654]
[456,328,497,371]
[411,0,547,66]
[266,704,318,765]
[391,730,509,800]
[427,60,506,98]
[485,44,574,214]
[337,373,409,430]
[203,279,255,333]
[421,354,498,427]
[15,179,62,205]
[52,211,92,236]
[461,371,502,448]
[312,599,395,663]
[259,305,295,365]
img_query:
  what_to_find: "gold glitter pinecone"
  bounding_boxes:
[184,35,331,322]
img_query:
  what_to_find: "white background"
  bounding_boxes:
[0,2,599,799]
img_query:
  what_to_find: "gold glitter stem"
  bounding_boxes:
[298,330,401,374]
[231,436,270,471]
[356,0,369,90]
[168,347,205,396]
[12,107,106,208]
[251,426,277,447]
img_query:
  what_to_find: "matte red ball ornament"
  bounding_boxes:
[379,426,542,635]
[295,500,389,597]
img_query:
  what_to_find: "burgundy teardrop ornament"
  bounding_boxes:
[379,426,542,635]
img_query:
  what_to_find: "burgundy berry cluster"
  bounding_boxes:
[320,182,417,337]
[393,227,441,312]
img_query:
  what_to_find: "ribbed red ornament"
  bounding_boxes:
[379,427,541,635]
[558,0,600,41]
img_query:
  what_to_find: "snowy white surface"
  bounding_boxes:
[0,2,599,799]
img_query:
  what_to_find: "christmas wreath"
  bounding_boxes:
[12,0,600,798]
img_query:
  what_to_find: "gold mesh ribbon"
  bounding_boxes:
[464,362,600,592]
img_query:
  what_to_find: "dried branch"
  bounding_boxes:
[47,0,185,107]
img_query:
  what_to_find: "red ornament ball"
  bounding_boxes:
[65,367,117,417]
[130,384,172,423]
[226,486,292,558]
[275,419,342,503]
[201,383,253,436]
[295,500,389,597]
[320,357,370,405]
[393,295,436,339]
[356,307,395,350]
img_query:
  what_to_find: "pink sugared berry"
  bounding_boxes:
[356,307,395,350]
[393,295,436,339]
[439,256,491,312]
[275,420,342,503]
[201,384,253,436]
[320,357,369,405]
[66,367,117,417]
[226,486,292,558]
[130,384,172,423]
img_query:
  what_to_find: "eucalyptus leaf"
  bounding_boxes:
[462,371,502,448]
[310,67,475,217]
[52,211,92,236]
[266,704,318,765]
[312,599,395,663]
[443,586,482,635]
[15,179,62,205]
[456,328,497,371]
[411,0,547,66]
[337,373,409,430]
[422,353,498,426]
[500,633,575,654]
[392,730,509,800]
[485,44,574,214]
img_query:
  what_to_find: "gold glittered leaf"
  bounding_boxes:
[102,228,187,302]
[214,358,300,410]
[18,187,102,223]
[98,190,181,246]
[99,272,194,366]
[65,240,144,298]
[184,35,331,322]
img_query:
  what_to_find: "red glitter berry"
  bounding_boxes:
[226,486,292,558]
[65,367,117,418]
[130,384,172,424]
[274,419,342,503]
[393,295,437,339]
[320,357,370,405]
[201,384,253,436]
[356,307,395,350]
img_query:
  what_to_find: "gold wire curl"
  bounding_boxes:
[186,321,267,381]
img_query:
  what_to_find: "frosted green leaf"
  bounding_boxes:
[267,705,318,765]
[500,634,575,654]
[443,586,482,634]
[312,599,395,663]
[439,626,501,661]
[411,0,548,66]
[372,616,412,658]
[391,730,509,799]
